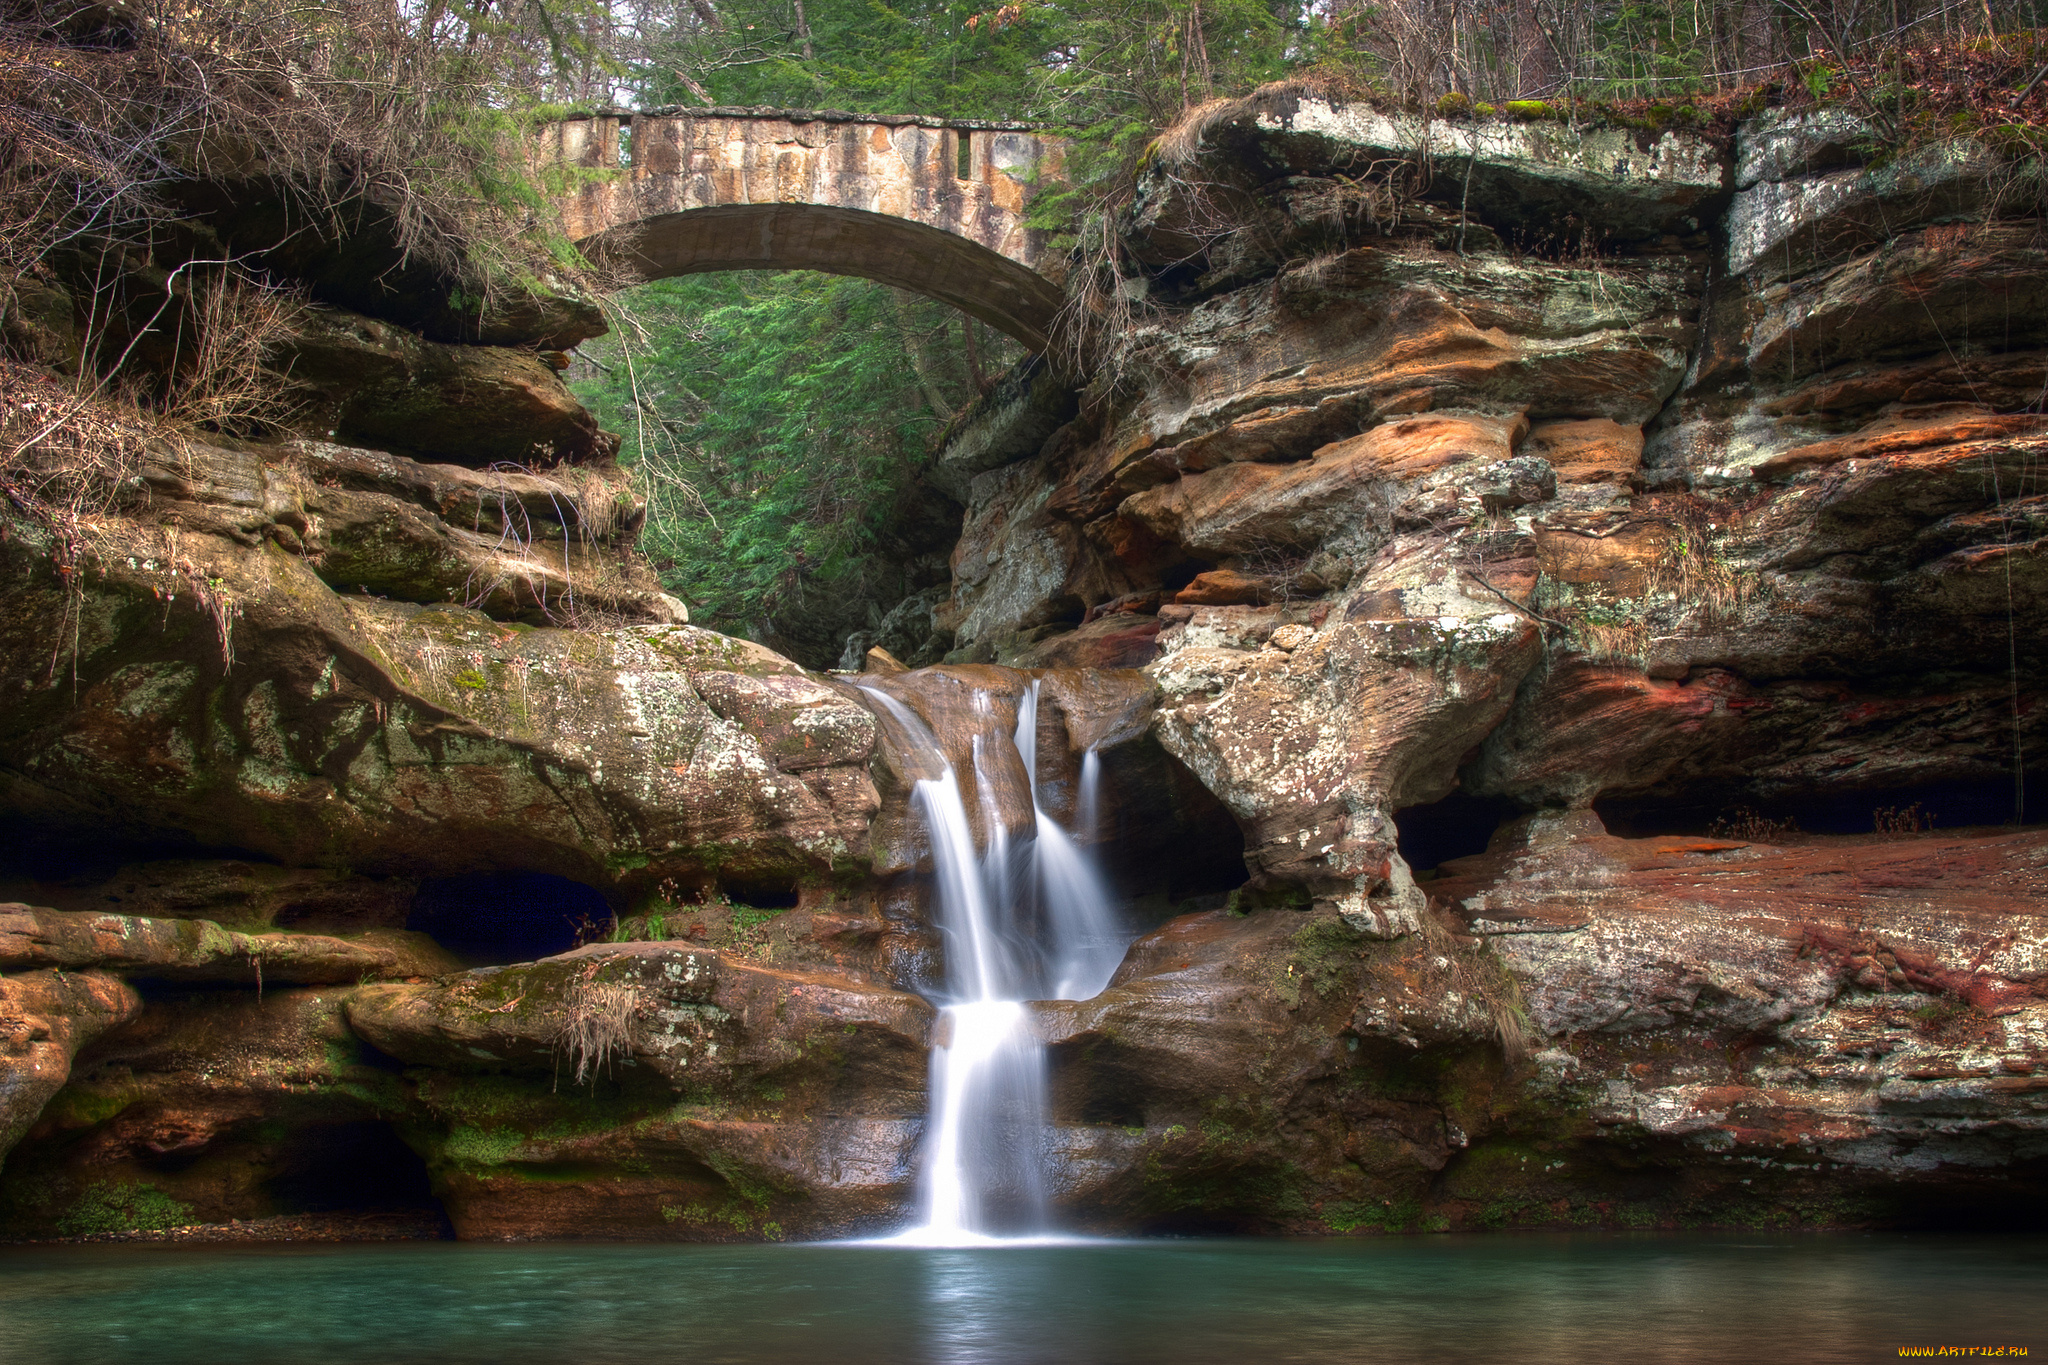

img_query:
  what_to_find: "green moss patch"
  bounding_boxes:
[57,1181,195,1237]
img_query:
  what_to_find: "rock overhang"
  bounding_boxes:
[1142,94,1731,244]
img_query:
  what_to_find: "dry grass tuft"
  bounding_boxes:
[1419,903,1536,1068]
[1151,74,1389,167]
[1151,96,1255,167]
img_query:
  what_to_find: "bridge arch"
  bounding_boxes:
[551,110,1069,352]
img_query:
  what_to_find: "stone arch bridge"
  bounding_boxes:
[549,108,1069,351]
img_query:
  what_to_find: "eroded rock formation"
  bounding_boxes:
[1,93,2043,1241]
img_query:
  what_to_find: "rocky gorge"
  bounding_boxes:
[0,89,2042,1244]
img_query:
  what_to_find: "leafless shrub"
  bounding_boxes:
[2,0,604,378]
[161,272,306,435]
[0,359,155,526]
[1873,801,1936,835]
[442,460,645,627]
[553,977,637,1088]
[1708,807,1801,842]
[1230,540,1314,606]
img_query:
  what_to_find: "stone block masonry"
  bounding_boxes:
[549,108,1069,351]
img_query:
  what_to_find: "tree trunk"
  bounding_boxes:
[892,292,955,423]
[1515,0,1560,96]
[962,316,985,393]
[793,0,815,61]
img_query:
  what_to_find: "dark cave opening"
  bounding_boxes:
[1879,1176,2048,1231]
[1393,789,1519,872]
[262,1121,445,1217]
[407,872,611,965]
[1594,772,2048,840]
[0,826,256,886]
[721,880,802,910]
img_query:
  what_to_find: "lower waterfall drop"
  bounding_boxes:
[859,677,1127,1245]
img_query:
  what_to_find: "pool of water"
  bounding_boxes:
[0,1234,2039,1364]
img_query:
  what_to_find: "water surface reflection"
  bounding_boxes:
[0,1233,2037,1364]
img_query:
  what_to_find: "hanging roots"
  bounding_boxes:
[553,978,637,1087]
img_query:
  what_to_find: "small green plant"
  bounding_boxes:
[453,668,489,691]
[57,1181,195,1237]
[722,901,789,956]
[1909,994,1986,1043]
[1503,100,1552,120]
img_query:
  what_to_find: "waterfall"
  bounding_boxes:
[1077,748,1102,845]
[858,676,1127,1244]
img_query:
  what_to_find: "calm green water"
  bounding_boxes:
[0,1234,2039,1364]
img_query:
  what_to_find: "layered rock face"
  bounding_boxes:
[936,94,2044,910]
[0,94,2043,1241]
[1032,816,2044,1233]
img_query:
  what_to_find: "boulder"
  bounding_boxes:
[1727,131,2001,279]
[1026,818,2048,1233]
[0,533,876,897]
[942,238,1697,658]
[344,942,935,1239]
[284,309,616,468]
[1149,545,1543,937]
[1130,94,1730,273]
[129,437,686,626]
[0,970,141,1167]
[929,355,1079,502]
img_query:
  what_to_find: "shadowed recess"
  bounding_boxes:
[1594,773,2047,840]
[407,872,609,965]
[262,1122,443,1217]
[1394,789,1518,872]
